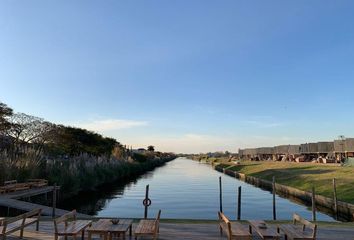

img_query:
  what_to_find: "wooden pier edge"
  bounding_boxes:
[0,186,90,218]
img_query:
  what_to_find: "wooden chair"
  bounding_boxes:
[0,208,42,240]
[218,212,251,240]
[20,209,42,237]
[135,210,161,240]
[277,213,317,240]
[54,210,92,240]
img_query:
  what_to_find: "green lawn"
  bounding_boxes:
[217,160,354,204]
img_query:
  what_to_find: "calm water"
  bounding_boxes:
[59,157,334,221]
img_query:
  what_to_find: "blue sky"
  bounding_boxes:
[1,1,354,153]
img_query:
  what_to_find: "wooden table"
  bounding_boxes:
[248,220,280,240]
[87,219,133,240]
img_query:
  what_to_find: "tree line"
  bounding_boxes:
[0,101,176,198]
[0,101,126,182]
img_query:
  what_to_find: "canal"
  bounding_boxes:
[59,157,334,221]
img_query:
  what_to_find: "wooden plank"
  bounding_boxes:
[87,219,132,234]
[248,220,280,239]
[219,212,251,239]
[3,221,354,240]
[57,220,91,235]
[0,198,89,217]
[135,220,155,234]
[1,186,58,199]
[230,222,250,236]
[0,187,89,218]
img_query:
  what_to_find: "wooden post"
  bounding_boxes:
[52,183,57,218]
[312,186,316,221]
[333,178,338,219]
[237,186,241,220]
[219,176,223,212]
[144,184,149,219]
[272,176,276,220]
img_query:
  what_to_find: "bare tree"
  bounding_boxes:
[6,113,55,167]
[0,102,13,135]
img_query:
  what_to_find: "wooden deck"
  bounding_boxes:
[3,221,354,240]
[0,187,89,217]
[1,186,57,199]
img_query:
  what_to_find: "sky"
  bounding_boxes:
[1,1,354,154]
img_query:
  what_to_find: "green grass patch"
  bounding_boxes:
[216,161,354,204]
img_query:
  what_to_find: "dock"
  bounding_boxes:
[1,186,57,200]
[0,186,90,217]
[4,221,354,240]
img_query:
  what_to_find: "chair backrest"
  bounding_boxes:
[54,210,77,233]
[156,210,161,221]
[24,208,42,219]
[2,213,26,233]
[218,212,232,236]
[218,211,230,224]
[4,180,17,186]
[154,210,161,234]
[293,213,317,239]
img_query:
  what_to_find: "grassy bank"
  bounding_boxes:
[213,159,354,204]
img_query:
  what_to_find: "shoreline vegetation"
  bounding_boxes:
[0,101,176,200]
[190,156,354,204]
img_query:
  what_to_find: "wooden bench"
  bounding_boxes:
[0,208,42,240]
[2,180,30,192]
[14,183,31,192]
[27,179,48,188]
[2,180,18,192]
[54,210,92,240]
[135,210,161,240]
[218,212,251,240]
[277,213,317,240]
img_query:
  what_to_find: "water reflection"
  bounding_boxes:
[58,158,337,221]
[58,173,148,215]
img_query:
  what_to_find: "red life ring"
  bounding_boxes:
[143,198,152,207]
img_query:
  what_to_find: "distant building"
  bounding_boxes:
[238,137,354,163]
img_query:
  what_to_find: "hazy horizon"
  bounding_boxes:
[1,1,354,153]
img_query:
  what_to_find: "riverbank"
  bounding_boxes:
[213,159,354,204]
[53,155,176,200]
[196,156,354,221]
